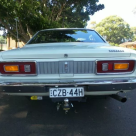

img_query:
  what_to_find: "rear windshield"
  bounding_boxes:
[27,29,105,44]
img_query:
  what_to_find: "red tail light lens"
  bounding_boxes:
[97,60,135,74]
[0,62,36,74]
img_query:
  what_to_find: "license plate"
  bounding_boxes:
[49,87,84,98]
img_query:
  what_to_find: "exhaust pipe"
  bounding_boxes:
[110,95,127,103]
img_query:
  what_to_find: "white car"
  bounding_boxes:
[0,28,136,112]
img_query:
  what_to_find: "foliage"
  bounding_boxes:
[95,15,133,45]
[131,27,136,41]
[108,42,119,46]
[133,37,136,41]
[88,21,97,29]
[0,0,104,43]
[131,27,136,35]
[0,36,6,44]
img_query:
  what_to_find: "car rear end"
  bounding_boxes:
[0,58,136,98]
[0,28,136,112]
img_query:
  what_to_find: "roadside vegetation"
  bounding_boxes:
[88,6,136,49]
[88,15,135,46]
[0,0,104,43]
[0,36,6,44]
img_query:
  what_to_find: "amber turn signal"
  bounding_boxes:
[4,65,19,72]
[114,63,129,70]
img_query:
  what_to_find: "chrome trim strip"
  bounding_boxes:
[95,60,136,75]
[0,78,136,86]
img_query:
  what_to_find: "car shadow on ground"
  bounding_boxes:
[0,93,135,136]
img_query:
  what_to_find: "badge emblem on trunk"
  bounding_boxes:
[109,50,124,52]
[64,54,68,58]
[64,62,68,73]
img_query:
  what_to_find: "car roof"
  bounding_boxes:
[39,28,94,32]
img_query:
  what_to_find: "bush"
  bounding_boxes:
[109,42,119,46]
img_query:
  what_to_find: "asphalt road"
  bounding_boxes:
[0,91,136,136]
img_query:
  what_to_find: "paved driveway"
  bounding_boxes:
[0,91,136,136]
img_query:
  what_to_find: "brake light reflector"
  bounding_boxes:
[20,65,25,72]
[19,65,31,72]
[108,63,113,70]
[0,62,36,75]
[114,63,129,70]
[4,65,19,72]
[97,60,135,74]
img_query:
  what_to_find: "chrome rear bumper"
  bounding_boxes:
[0,78,136,96]
[0,78,136,86]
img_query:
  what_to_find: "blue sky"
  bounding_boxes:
[87,0,136,27]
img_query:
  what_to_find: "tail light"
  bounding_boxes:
[0,62,36,75]
[97,60,135,74]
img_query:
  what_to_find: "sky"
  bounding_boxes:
[87,0,136,27]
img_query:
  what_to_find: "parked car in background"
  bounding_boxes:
[0,28,136,113]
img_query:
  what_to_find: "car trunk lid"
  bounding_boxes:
[1,43,131,59]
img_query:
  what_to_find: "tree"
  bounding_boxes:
[0,36,6,50]
[95,15,133,45]
[0,0,104,43]
[0,36,6,44]
[131,27,136,41]
[88,21,97,29]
